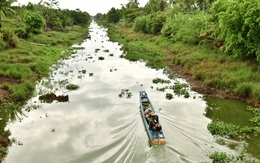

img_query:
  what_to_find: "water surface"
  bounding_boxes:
[4,22,239,163]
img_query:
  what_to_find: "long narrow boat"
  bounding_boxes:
[139,91,166,145]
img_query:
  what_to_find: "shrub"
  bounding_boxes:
[133,16,148,33]
[1,27,19,48]
[15,27,27,38]
[161,12,212,44]
[25,12,45,34]
[133,12,166,35]
[235,82,253,98]
[211,0,260,61]
[0,36,7,50]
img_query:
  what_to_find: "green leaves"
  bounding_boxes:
[211,0,260,61]
[133,11,166,35]
[25,12,45,32]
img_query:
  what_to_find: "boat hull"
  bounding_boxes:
[139,91,166,145]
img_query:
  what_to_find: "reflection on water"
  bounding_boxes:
[205,96,260,157]
[4,21,240,163]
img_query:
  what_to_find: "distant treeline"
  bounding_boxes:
[0,0,91,50]
[95,0,260,62]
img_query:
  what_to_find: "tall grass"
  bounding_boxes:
[11,81,35,102]
[0,25,89,104]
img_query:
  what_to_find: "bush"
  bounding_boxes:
[1,27,19,48]
[0,35,7,50]
[235,82,253,98]
[133,16,148,33]
[15,27,27,38]
[133,12,166,35]
[25,12,45,33]
[161,12,212,44]
[211,0,260,61]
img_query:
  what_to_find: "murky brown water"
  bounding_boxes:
[4,22,242,163]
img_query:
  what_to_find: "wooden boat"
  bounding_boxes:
[139,91,166,145]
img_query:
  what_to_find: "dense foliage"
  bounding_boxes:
[133,11,166,35]
[209,151,259,163]
[97,0,260,62]
[0,0,91,50]
[211,0,260,61]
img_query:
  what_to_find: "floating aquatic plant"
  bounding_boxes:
[152,78,171,84]
[166,93,173,100]
[170,81,190,98]
[95,48,100,53]
[156,86,168,92]
[119,89,133,99]
[81,69,87,74]
[66,84,79,90]
[98,56,105,60]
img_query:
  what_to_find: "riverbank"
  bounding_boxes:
[104,23,260,107]
[0,25,89,104]
[0,24,90,161]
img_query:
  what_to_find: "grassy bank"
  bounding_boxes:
[0,24,90,161]
[104,23,260,107]
[102,22,260,159]
[0,25,89,105]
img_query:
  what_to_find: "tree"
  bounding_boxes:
[196,0,216,11]
[144,0,168,13]
[36,0,60,30]
[126,0,139,8]
[167,0,197,12]
[106,7,121,24]
[120,0,144,26]
[25,11,45,36]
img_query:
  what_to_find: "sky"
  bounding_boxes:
[14,0,149,16]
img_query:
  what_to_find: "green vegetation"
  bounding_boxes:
[96,0,260,159]
[100,16,259,106]
[207,106,260,159]
[0,0,91,105]
[170,82,190,98]
[152,78,171,84]
[95,0,259,104]
[66,84,79,90]
[165,93,173,100]
[119,89,133,98]
[0,2,90,161]
[98,56,105,60]
[208,106,260,140]
[208,151,259,163]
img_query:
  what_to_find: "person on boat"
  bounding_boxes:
[145,108,153,122]
[149,115,162,133]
